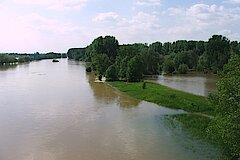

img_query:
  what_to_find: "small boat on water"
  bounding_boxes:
[52,59,59,62]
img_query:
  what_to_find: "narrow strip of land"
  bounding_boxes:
[108,81,215,117]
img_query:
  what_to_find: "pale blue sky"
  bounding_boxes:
[0,0,239,53]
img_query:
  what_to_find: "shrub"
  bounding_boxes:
[178,64,189,74]
[86,67,92,72]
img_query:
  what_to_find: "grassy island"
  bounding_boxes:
[108,81,214,115]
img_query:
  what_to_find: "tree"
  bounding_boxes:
[116,56,129,80]
[102,36,119,61]
[174,50,198,69]
[163,57,175,74]
[106,65,118,81]
[126,55,145,82]
[196,41,206,56]
[206,35,231,71]
[143,48,164,75]
[91,36,119,61]
[197,52,209,71]
[207,54,240,159]
[149,42,163,54]
[230,41,240,56]
[162,42,172,55]
[92,54,110,76]
[67,48,85,60]
[178,64,189,74]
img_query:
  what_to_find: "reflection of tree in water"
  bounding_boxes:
[0,64,17,71]
[87,73,140,108]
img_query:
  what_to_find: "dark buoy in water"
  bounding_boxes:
[52,59,59,62]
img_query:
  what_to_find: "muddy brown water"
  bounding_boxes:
[0,59,219,160]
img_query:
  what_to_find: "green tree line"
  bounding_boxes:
[0,52,67,65]
[67,35,240,82]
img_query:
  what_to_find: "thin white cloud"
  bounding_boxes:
[12,0,88,11]
[135,0,161,6]
[224,0,240,4]
[93,12,120,22]
[168,8,184,16]
[93,11,161,31]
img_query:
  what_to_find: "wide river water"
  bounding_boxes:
[0,59,219,160]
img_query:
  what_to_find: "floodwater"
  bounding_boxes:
[146,73,219,96]
[0,59,219,160]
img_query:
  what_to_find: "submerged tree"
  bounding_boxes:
[207,53,240,159]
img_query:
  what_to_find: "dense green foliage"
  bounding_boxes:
[0,54,17,64]
[207,54,240,159]
[67,48,85,60]
[126,55,145,82]
[205,35,231,73]
[178,64,189,74]
[109,82,214,114]
[18,56,31,63]
[69,35,239,81]
[163,58,175,74]
[106,64,118,81]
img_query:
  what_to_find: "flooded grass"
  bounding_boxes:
[166,114,212,140]
[163,114,220,159]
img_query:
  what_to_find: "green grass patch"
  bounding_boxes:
[109,82,214,115]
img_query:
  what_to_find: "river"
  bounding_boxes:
[0,59,219,160]
[146,73,219,96]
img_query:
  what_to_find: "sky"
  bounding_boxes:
[0,0,240,53]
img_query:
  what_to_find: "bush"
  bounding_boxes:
[142,82,146,89]
[86,67,92,72]
[178,64,189,74]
